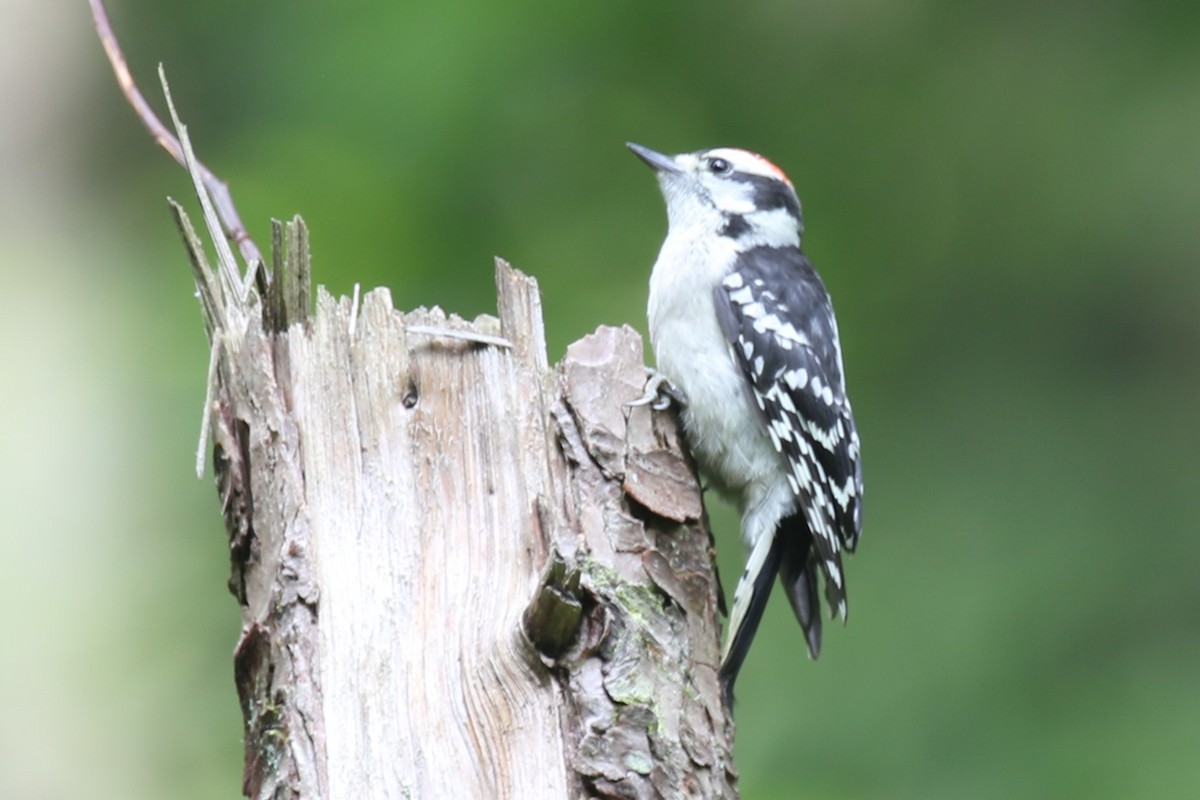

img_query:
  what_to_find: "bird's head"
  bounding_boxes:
[628,143,803,248]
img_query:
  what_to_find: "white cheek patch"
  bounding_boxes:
[739,207,802,248]
[707,179,757,214]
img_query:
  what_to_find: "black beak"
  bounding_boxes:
[627,142,682,174]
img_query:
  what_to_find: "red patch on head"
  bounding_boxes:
[747,151,793,189]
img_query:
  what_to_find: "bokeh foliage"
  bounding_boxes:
[3,0,1197,797]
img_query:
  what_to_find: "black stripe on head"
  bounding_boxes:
[719,214,751,238]
[734,172,801,219]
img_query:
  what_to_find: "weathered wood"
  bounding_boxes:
[177,191,736,800]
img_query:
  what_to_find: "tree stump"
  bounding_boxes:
[175,205,737,798]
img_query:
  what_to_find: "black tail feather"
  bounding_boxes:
[778,519,822,659]
[718,529,786,708]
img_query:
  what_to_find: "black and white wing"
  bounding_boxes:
[714,245,863,640]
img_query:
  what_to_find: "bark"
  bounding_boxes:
[176,205,737,799]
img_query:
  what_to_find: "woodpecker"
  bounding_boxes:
[627,143,863,705]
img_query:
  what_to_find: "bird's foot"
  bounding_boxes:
[625,368,687,411]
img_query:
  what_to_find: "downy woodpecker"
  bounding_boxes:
[627,143,863,705]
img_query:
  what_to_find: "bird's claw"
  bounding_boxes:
[626,368,687,412]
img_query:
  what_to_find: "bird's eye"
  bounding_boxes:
[708,157,732,175]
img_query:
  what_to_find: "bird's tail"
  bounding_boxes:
[778,525,822,660]
[719,514,819,707]
[718,525,785,707]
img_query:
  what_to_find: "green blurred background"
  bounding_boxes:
[2,1,1197,797]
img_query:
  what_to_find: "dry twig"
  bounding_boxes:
[89,0,264,270]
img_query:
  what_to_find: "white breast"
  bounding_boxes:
[646,229,786,521]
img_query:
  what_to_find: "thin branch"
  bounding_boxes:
[405,326,513,348]
[159,65,255,302]
[89,0,264,270]
[197,339,221,478]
